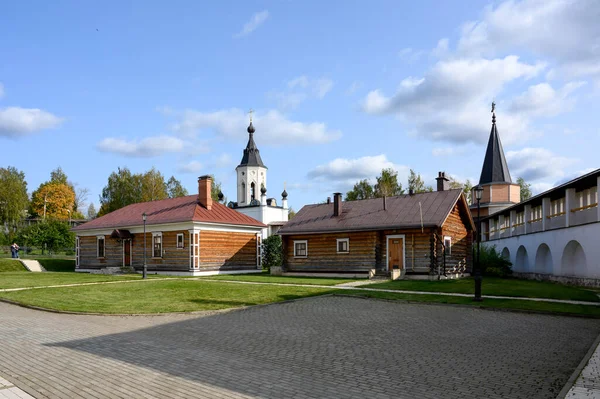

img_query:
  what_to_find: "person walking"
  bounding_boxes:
[11,243,19,259]
[10,243,15,258]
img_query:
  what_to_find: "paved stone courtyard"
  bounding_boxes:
[1,296,599,399]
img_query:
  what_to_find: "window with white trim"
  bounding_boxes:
[337,238,349,253]
[176,233,184,249]
[153,233,163,258]
[293,240,307,257]
[443,236,451,255]
[97,236,105,258]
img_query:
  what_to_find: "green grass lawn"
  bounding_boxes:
[36,258,76,272]
[200,272,360,286]
[340,290,600,317]
[0,258,27,272]
[366,277,600,302]
[0,272,150,290]
[0,279,334,313]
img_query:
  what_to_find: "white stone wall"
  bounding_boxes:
[485,222,600,280]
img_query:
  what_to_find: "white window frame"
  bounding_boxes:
[152,232,163,258]
[293,240,308,258]
[176,233,184,249]
[96,236,105,258]
[443,236,452,255]
[336,238,349,254]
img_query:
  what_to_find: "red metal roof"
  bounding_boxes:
[72,195,266,231]
[278,189,471,235]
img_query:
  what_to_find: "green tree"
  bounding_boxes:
[288,207,296,219]
[374,168,404,197]
[50,167,69,185]
[16,219,75,254]
[140,167,168,202]
[98,167,142,217]
[87,203,97,220]
[407,169,433,193]
[449,176,473,204]
[345,179,374,201]
[517,177,532,201]
[166,176,189,198]
[262,235,282,270]
[211,177,223,202]
[0,166,29,230]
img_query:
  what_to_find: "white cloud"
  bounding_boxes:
[458,0,600,82]
[97,135,185,157]
[345,81,363,95]
[363,56,545,144]
[432,146,468,157]
[270,76,333,109]
[506,147,577,182]
[509,81,586,117]
[177,160,203,174]
[431,38,450,58]
[308,154,409,184]
[214,153,233,168]
[398,48,425,63]
[234,10,269,38]
[170,108,341,145]
[0,107,64,137]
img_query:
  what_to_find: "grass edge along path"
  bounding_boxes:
[1,278,600,317]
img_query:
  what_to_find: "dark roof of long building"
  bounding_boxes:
[72,195,266,231]
[278,189,474,235]
[479,113,512,185]
[238,122,266,168]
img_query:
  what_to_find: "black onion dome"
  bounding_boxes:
[247,122,255,134]
[261,186,267,194]
[238,122,266,168]
[218,192,224,201]
[281,189,288,198]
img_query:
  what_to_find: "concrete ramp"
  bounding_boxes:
[19,259,45,272]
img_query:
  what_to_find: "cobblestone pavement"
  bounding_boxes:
[1,297,599,399]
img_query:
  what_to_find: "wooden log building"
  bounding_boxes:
[72,176,266,276]
[278,173,475,277]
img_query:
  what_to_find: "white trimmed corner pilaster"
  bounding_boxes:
[509,210,516,237]
[524,204,531,234]
[189,229,201,272]
[565,188,576,227]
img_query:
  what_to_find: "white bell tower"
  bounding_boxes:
[235,113,267,206]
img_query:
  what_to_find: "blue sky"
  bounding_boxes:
[1,0,598,213]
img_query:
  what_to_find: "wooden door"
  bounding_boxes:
[124,239,131,266]
[388,238,404,271]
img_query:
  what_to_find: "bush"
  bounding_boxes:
[262,235,282,271]
[477,244,512,277]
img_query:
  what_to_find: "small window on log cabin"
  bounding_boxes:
[97,236,105,258]
[337,238,349,253]
[444,236,451,255]
[176,233,184,249]
[293,240,307,257]
[153,233,163,258]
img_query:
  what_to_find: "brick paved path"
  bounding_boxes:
[1,297,599,399]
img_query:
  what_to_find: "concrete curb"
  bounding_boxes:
[556,331,600,398]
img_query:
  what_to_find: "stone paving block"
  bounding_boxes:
[0,297,599,398]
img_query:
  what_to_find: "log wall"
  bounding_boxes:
[375,229,434,273]
[199,231,258,270]
[283,231,377,272]
[441,203,473,273]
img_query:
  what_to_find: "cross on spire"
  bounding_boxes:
[248,108,254,123]
[491,101,496,124]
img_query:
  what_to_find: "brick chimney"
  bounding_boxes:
[436,171,450,192]
[198,175,213,210]
[333,192,342,216]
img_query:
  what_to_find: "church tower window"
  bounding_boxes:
[251,182,256,201]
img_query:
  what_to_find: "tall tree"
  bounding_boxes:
[0,166,29,229]
[140,167,168,202]
[211,176,223,202]
[374,168,404,197]
[288,207,297,219]
[517,177,532,201]
[74,185,90,213]
[448,176,473,204]
[30,182,76,219]
[98,167,142,217]
[407,169,433,193]
[50,167,69,185]
[345,179,374,201]
[166,176,188,198]
[87,203,97,220]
